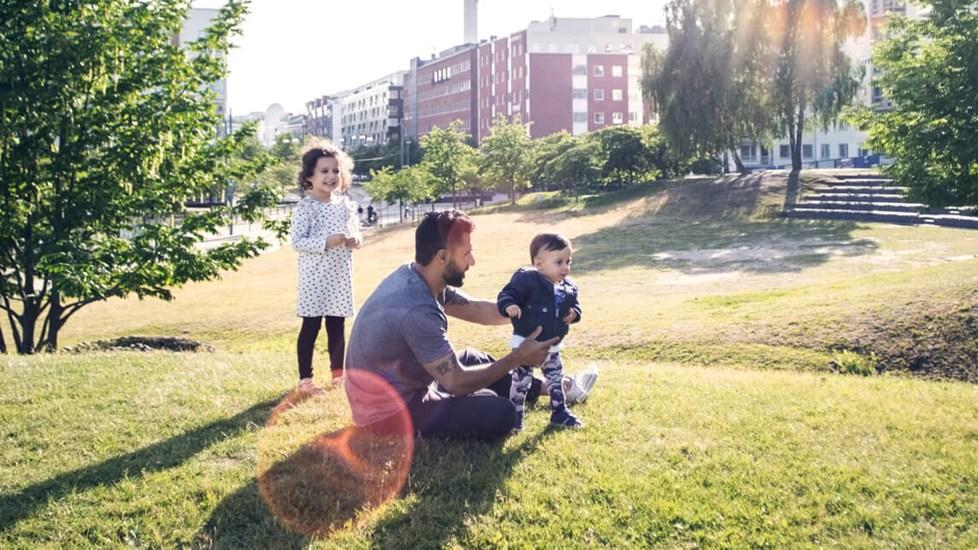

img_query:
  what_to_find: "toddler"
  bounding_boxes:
[498,233,583,430]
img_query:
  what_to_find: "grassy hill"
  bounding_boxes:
[2,172,977,547]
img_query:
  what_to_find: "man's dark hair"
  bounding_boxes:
[415,210,475,265]
[529,233,571,262]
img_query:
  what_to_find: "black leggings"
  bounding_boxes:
[297,316,345,380]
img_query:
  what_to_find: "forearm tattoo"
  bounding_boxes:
[435,354,460,376]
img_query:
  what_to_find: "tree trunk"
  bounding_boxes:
[790,104,805,174]
[44,292,63,352]
[732,150,747,174]
[0,325,6,354]
[18,301,38,354]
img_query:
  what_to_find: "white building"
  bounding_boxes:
[338,71,406,150]
[177,9,228,127]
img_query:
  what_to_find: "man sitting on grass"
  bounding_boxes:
[345,210,557,439]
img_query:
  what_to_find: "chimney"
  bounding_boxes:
[464,0,478,44]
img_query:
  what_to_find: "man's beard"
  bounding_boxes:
[443,260,466,287]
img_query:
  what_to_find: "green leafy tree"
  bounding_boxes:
[592,126,653,187]
[645,0,774,173]
[531,131,577,191]
[641,124,688,179]
[549,140,603,198]
[478,116,534,204]
[770,0,866,172]
[848,1,978,208]
[364,165,434,222]
[269,132,301,164]
[419,121,477,208]
[0,1,278,354]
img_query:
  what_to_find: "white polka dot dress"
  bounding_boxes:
[289,194,360,318]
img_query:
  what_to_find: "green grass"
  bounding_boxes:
[3,171,978,546]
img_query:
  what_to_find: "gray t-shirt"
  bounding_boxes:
[345,263,458,425]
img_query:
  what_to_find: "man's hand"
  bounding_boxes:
[562,310,577,323]
[505,304,522,318]
[345,235,361,249]
[514,326,558,367]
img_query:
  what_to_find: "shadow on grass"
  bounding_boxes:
[0,399,277,533]
[572,217,877,275]
[365,429,556,548]
[560,173,878,275]
[197,480,306,549]
[243,417,556,547]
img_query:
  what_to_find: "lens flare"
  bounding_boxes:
[257,370,414,538]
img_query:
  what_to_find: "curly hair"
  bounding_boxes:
[297,139,354,192]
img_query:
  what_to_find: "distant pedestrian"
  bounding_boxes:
[289,140,362,394]
[366,204,377,225]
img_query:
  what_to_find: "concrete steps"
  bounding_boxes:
[794,200,928,213]
[784,171,978,229]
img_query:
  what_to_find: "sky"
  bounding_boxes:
[191,0,668,116]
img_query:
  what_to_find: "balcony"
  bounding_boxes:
[870,0,906,18]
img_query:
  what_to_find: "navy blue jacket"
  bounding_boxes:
[497,267,582,342]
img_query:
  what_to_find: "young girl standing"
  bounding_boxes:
[289,141,361,394]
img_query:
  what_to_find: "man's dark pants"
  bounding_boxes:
[365,349,541,440]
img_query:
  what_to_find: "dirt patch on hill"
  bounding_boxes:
[65,336,215,353]
[847,291,978,383]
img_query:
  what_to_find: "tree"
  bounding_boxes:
[848,1,978,208]
[549,140,603,198]
[592,126,653,186]
[419,121,477,208]
[364,165,434,222]
[645,0,774,173]
[478,116,534,204]
[770,0,866,173]
[0,1,278,354]
[640,124,688,179]
[531,131,577,191]
[269,132,301,164]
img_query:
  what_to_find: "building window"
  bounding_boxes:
[839,143,849,158]
[821,144,831,159]
[779,144,790,158]
[572,64,586,75]
[572,89,587,99]
[593,88,604,101]
[740,145,753,160]
[628,112,638,122]
[593,65,604,77]
[612,112,623,124]
[573,112,587,122]
[612,65,623,77]
[612,89,623,101]
[594,112,605,124]
[802,144,814,159]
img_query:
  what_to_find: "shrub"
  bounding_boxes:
[830,349,879,376]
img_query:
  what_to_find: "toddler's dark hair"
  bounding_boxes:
[529,233,571,262]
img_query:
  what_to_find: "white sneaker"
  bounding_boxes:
[563,363,598,405]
